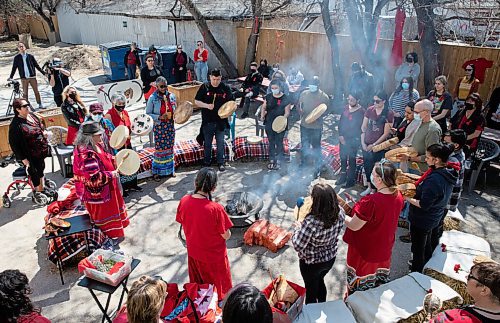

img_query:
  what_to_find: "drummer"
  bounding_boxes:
[298,76,330,176]
[145,76,177,181]
[260,79,292,170]
[194,69,234,172]
[85,103,115,154]
[105,93,142,196]
[73,121,129,246]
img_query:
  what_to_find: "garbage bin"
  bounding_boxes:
[100,41,131,81]
[139,45,177,85]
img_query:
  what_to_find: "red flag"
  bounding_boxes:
[390,8,406,66]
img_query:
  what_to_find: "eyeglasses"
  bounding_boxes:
[158,85,167,89]
[465,69,473,71]
[177,48,182,50]
[374,99,383,104]
[20,104,30,109]
[467,274,483,284]
[146,59,154,62]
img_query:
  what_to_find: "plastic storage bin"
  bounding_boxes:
[82,249,132,286]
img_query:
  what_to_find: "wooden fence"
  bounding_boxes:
[1,15,59,42]
[236,27,500,101]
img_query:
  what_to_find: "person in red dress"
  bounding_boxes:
[343,160,404,296]
[176,168,233,300]
[0,269,51,322]
[60,86,87,145]
[73,121,129,246]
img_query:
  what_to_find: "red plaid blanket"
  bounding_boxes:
[233,136,290,161]
[45,205,106,264]
[137,140,231,175]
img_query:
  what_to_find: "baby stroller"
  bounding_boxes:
[1,155,57,208]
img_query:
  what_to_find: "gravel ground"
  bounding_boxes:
[0,40,498,322]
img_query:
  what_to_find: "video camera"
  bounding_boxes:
[7,79,20,92]
[43,58,63,74]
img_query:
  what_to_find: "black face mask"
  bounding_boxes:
[115,105,125,112]
[250,67,257,72]
[406,57,414,63]
[465,103,475,110]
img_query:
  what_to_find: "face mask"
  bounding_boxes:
[465,103,475,110]
[250,67,257,72]
[115,105,125,112]
[406,58,414,63]
[271,88,280,95]
[401,83,410,90]
[414,112,421,121]
[68,93,77,100]
[273,68,278,72]
[309,85,318,92]
[91,114,103,122]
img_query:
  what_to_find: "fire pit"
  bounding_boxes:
[215,191,263,228]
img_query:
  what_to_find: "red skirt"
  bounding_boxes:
[85,179,129,239]
[66,125,79,145]
[345,246,391,296]
[188,255,232,300]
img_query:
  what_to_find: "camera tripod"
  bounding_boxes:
[5,80,24,117]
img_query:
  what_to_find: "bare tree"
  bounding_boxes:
[179,0,239,78]
[243,0,263,73]
[20,0,60,32]
[320,0,344,99]
[412,0,441,93]
[343,0,391,69]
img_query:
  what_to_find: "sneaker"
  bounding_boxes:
[337,172,347,185]
[218,164,226,172]
[240,112,249,119]
[360,187,372,197]
[399,233,411,243]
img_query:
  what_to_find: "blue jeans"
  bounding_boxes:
[126,64,136,80]
[195,61,208,83]
[362,149,385,187]
[202,123,225,165]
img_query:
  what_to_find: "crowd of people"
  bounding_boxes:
[3,41,500,322]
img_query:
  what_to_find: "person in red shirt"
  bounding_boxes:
[451,93,486,158]
[172,45,188,83]
[105,93,142,196]
[124,42,141,80]
[176,168,233,300]
[343,160,404,296]
[193,40,209,83]
[0,269,51,322]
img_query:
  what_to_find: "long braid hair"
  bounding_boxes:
[194,168,218,201]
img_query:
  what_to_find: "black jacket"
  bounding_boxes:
[173,51,188,70]
[10,53,45,79]
[123,49,141,68]
[9,113,49,161]
[242,71,263,98]
[409,167,458,230]
[61,100,85,128]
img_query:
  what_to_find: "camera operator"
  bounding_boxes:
[45,58,71,107]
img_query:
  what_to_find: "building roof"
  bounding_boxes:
[74,0,321,20]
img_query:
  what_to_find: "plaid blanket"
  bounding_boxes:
[45,205,106,264]
[136,140,231,178]
[233,136,291,161]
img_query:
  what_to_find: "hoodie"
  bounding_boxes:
[409,167,458,230]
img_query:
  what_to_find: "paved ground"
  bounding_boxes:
[0,42,498,322]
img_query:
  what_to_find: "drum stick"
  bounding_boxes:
[212,94,216,106]
[116,152,130,171]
